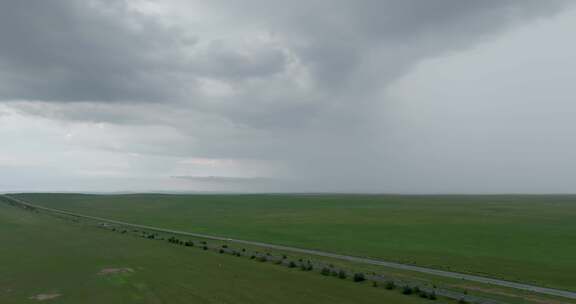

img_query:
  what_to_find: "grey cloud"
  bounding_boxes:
[0,0,289,103]
[189,41,287,80]
[211,0,570,92]
[1,0,572,192]
[0,0,185,102]
[173,176,277,183]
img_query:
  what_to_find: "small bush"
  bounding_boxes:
[321,267,331,276]
[353,273,366,282]
[288,261,296,268]
[282,255,287,259]
[250,255,256,260]
[222,244,228,248]
[219,249,225,254]
[402,286,413,295]
[338,270,347,279]
[429,291,437,300]
[420,292,429,299]
[258,256,267,262]
[202,246,208,250]
[458,299,467,304]
[414,286,421,294]
[372,281,378,287]
[385,281,396,290]
[184,240,194,247]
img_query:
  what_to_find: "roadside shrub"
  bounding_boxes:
[458,299,467,304]
[184,240,194,247]
[202,246,208,250]
[258,256,267,262]
[288,261,296,268]
[321,267,331,276]
[250,255,256,260]
[414,286,421,294]
[353,273,366,282]
[419,292,429,299]
[298,263,312,271]
[219,249,225,254]
[385,281,396,290]
[338,270,347,279]
[429,291,437,300]
[402,286,413,295]
[282,255,287,259]
[372,281,378,287]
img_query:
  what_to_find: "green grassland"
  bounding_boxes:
[15,193,576,291]
[0,202,428,304]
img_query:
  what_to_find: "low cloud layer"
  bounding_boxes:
[0,0,574,192]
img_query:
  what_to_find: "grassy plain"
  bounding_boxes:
[0,202,429,304]
[16,193,576,291]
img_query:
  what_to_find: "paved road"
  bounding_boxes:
[2,194,575,300]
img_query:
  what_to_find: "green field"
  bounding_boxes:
[15,193,576,291]
[0,201,430,304]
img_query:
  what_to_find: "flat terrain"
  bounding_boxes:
[16,193,576,291]
[0,202,426,304]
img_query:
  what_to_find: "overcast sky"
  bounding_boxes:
[1,0,575,193]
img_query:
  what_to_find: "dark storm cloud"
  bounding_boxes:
[0,0,287,103]
[0,0,567,107]
[209,0,569,92]
[0,0,179,102]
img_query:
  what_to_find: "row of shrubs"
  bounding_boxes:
[96,223,455,303]
[162,234,443,301]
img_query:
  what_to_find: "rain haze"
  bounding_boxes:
[1,0,575,193]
